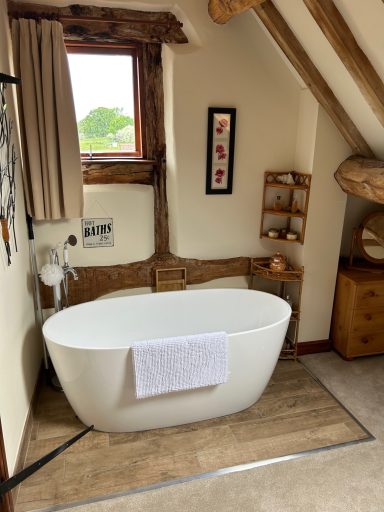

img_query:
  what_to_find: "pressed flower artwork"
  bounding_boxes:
[214,142,228,163]
[212,165,228,189]
[215,116,230,136]
[206,107,236,194]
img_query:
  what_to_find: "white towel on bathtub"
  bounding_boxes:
[131,331,228,399]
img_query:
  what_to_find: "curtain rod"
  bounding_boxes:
[9,12,183,28]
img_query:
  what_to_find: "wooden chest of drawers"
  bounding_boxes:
[331,268,384,359]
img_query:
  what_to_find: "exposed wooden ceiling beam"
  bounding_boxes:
[7,1,188,44]
[208,0,266,25]
[335,156,384,205]
[303,0,384,129]
[253,1,375,159]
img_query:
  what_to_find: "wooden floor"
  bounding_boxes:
[15,361,370,512]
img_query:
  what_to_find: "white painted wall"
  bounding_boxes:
[298,104,350,342]
[33,2,301,271]
[0,0,41,474]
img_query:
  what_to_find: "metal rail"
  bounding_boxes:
[0,425,94,497]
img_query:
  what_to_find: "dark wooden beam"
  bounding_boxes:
[304,0,384,129]
[7,1,188,44]
[253,0,375,158]
[39,254,251,308]
[82,161,155,185]
[335,155,384,205]
[142,44,169,254]
[208,0,266,24]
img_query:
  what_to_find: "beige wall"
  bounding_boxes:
[33,1,301,269]
[0,0,41,474]
[297,101,350,342]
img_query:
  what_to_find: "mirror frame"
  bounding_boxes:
[356,211,384,264]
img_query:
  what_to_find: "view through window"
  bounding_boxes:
[67,45,142,158]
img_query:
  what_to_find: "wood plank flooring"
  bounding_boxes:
[15,361,370,512]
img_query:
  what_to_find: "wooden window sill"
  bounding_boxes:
[82,159,156,185]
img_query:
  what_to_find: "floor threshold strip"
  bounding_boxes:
[36,434,375,512]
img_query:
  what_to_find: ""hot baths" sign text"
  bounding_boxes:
[81,218,114,248]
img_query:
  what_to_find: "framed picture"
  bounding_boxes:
[206,107,236,194]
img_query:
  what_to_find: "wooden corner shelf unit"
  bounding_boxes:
[250,258,304,359]
[260,171,311,244]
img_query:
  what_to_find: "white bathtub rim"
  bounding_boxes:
[43,288,292,351]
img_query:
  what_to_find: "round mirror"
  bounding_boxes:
[356,212,384,264]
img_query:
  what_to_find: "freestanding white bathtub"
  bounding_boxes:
[43,288,291,432]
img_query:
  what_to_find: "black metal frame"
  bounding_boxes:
[206,107,236,195]
[0,425,94,498]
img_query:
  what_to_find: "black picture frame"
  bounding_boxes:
[206,107,236,194]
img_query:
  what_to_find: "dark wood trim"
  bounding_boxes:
[0,419,13,512]
[297,339,331,356]
[66,42,143,159]
[82,160,155,185]
[142,44,169,254]
[7,1,188,44]
[253,1,375,158]
[39,254,251,308]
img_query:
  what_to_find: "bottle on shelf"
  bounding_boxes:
[273,194,283,211]
[291,198,299,213]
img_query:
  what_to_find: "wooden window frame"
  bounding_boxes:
[65,41,146,160]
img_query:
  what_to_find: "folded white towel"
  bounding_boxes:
[131,331,228,399]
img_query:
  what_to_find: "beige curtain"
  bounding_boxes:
[12,18,83,220]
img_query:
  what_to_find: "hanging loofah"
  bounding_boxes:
[40,263,64,286]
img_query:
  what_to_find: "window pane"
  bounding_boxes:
[67,53,136,155]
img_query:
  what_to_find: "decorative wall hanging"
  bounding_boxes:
[81,218,114,248]
[206,107,236,195]
[0,73,20,266]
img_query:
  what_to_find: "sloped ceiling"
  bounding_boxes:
[260,0,384,160]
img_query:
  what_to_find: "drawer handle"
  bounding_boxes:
[366,290,375,297]
[361,337,369,344]
[365,313,372,321]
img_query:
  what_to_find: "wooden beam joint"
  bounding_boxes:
[208,0,266,24]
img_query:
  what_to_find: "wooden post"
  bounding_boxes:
[142,43,170,254]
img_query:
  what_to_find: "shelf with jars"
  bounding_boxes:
[260,171,311,244]
[249,256,304,359]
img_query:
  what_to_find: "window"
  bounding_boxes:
[66,42,143,159]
